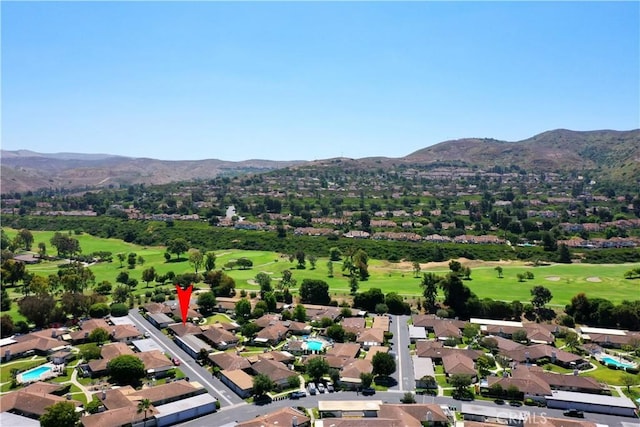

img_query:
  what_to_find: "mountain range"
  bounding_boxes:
[1,129,638,194]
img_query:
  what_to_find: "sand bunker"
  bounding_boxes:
[586,277,602,283]
[546,276,561,281]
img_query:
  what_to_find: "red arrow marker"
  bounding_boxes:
[175,284,193,325]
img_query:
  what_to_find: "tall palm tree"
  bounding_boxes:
[137,398,152,427]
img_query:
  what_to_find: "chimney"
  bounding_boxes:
[573,369,579,376]
[102,389,107,399]
[551,350,557,362]
[52,330,57,338]
[292,415,298,427]
[66,393,72,400]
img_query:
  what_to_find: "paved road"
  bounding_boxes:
[177,389,636,427]
[127,309,244,406]
[387,314,413,392]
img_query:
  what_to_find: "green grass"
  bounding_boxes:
[580,363,640,386]
[204,313,234,325]
[4,229,639,308]
[0,358,47,383]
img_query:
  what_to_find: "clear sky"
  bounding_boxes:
[2,1,639,161]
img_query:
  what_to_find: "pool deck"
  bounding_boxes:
[16,363,59,384]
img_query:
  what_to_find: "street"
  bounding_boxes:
[388,314,414,392]
[127,309,245,406]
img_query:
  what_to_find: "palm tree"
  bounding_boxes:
[137,398,152,426]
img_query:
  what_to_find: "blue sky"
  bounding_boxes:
[2,1,639,161]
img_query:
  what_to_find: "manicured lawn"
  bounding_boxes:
[204,313,234,325]
[0,358,47,383]
[4,229,639,307]
[580,363,640,386]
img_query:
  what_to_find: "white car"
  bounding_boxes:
[317,383,325,393]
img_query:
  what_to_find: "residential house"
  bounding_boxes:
[342,318,366,335]
[209,352,251,372]
[200,327,239,350]
[147,312,174,329]
[442,352,477,380]
[1,329,70,362]
[285,321,312,336]
[251,359,297,389]
[501,344,584,368]
[365,346,389,361]
[408,325,427,343]
[174,334,212,359]
[413,356,436,389]
[167,322,202,337]
[356,328,385,350]
[327,343,361,359]
[220,369,254,398]
[82,342,134,377]
[0,382,82,421]
[254,323,289,346]
[136,350,174,378]
[339,359,373,389]
[109,325,141,344]
[303,304,342,322]
[235,407,310,427]
[372,315,390,332]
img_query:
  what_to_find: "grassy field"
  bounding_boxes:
[3,229,639,308]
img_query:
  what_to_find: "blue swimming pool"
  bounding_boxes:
[602,356,635,369]
[306,339,324,352]
[20,365,53,382]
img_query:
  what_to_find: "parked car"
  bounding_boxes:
[317,383,326,393]
[172,358,181,366]
[362,387,376,396]
[508,401,523,407]
[327,383,335,393]
[307,383,317,395]
[289,391,307,399]
[563,409,584,418]
[494,399,505,405]
[143,332,151,338]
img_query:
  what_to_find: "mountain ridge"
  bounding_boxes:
[2,128,638,193]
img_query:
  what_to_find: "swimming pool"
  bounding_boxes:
[602,356,636,369]
[18,365,53,383]
[306,339,324,352]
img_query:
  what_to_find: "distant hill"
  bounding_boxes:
[405,129,640,179]
[0,152,306,194]
[2,129,638,193]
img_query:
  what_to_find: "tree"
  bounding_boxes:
[18,229,34,251]
[309,254,317,270]
[167,238,189,260]
[293,304,307,322]
[112,285,130,304]
[1,315,14,337]
[255,272,272,297]
[40,401,80,427]
[372,351,396,377]
[253,373,275,397]
[188,249,204,273]
[29,275,49,296]
[352,288,384,312]
[204,251,216,272]
[449,374,472,396]
[385,292,409,315]
[421,273,440,313]
[352,249,369,280]
[530,286,552,311]
[412,261,421,278]
[117,253,126,268]
[326,324,345,342]
[263,292,277,313]
[287,375,301,389]
[448,260,462,274]
[295,250,306,269]
[329,247,342,261]
[440,273,473,318]
[327,261,334,278]
[142,267,156,288]
[137,398,152,427]
[299,279,330,305]
[558,243,572,264]
[621,374,637,392]
[107,354,145,385]
[197,291,217,317]
[116,271,130,286]
[89,327,110,344]
[349,275,359,295]
[401,392,416,403]
[564,331,580,352]
[0,288,10,311]
[495,266,504,278]
[1,259,26,286]
[89,302,110,318]
[463,324,480,342]
[512,329,528,343]
[235,298,252,321]
[359,372,374,388]
[127,252,137,269]
[307,356,330,382]
[18,293,56,328]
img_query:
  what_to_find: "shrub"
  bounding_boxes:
[89,303,110,318]
[110,303,129,317]
[151,293,166,303]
